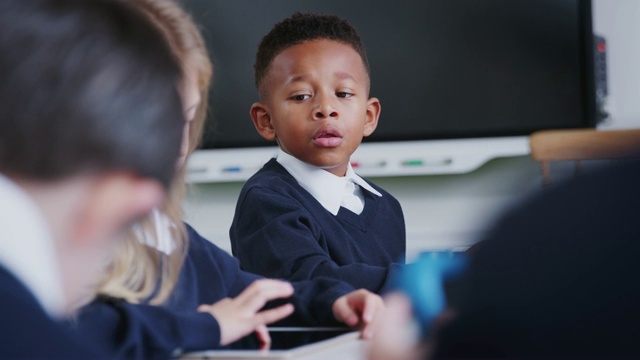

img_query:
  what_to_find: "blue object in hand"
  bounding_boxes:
[398,251,467,337]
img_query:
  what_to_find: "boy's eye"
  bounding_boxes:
[291,94,311,101]
[336,92,353,98]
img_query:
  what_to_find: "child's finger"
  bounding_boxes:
[332,297,359,326]
[254,303,295,325]
[236,279,294,310]
[197,304,210,312]
[254,324,272,349]
[361,291,384,324]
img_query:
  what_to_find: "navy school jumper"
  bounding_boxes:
[0,265,104,359]
[72,224,354,359]
[230,158,406,294]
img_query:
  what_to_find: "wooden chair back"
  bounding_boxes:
[529,128,640,186]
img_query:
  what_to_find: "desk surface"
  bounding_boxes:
[181,331,366,360]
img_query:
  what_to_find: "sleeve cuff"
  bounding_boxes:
[173,311,221,353]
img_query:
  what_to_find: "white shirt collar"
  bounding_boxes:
[276,149,382,215]
[135,208,177,255]
[0,174,66,318]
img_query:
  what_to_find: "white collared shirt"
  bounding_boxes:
[276,149,382,215]
[0,174,66,318]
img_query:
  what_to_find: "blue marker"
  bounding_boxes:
[222,166,242,173]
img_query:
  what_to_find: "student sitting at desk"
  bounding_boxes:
[0,0,184,357]
[369,159,640,359]
[71,1,385,358]
[230,12,406,295]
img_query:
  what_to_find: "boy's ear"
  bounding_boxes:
[250,102,277,141]
[73,174,165,246]
[363,97,381,137]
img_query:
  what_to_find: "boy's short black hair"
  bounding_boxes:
[0,0,183,188]
[254,12,370,95]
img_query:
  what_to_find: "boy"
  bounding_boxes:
[0,0,184,357]
[230,13,406,294]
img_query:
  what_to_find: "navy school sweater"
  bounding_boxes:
[0,265,104,359]
[230,158,406,294]
[71,223,354,359]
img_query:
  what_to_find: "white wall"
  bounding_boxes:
[593,0,640,129]
[183,1,640,260]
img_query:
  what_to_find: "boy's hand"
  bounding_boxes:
[197,279,295,346]
[332,289,385,339]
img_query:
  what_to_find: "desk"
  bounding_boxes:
[181,331,366,360]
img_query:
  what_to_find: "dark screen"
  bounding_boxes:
[182,0,595,149]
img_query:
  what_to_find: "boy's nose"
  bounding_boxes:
[313,97,338,120]
[314,109,338,119]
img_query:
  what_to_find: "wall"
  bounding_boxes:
[593,0,640,129]
[185,155,542,259]
[183,0,640,260]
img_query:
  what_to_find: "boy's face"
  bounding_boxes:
[251,39,380,176]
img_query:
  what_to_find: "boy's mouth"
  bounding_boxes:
[312,127,343,147]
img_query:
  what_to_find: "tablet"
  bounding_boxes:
[181,327,358,359]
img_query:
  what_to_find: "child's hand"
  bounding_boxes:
[366,292,423,360]
[331,289,385,339]
[197,279,295,346]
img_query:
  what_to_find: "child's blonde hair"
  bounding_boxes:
[96,0,213,305]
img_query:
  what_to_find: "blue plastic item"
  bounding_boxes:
[398,251,467,337]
